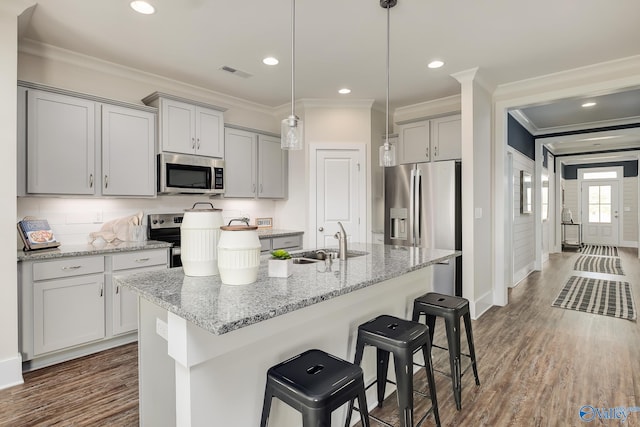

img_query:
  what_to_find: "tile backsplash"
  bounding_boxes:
[17,196,279,248]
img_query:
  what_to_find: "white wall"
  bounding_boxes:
[0,0,33,391]
[274,100,375,248]
[510,149,535,285]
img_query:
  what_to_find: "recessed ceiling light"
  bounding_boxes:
[582,102,597,108]
[427,60,444,69]
[338,88,351,94]
[263,57,279,66]
[130,1,155,14]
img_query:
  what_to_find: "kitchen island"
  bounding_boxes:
[116,243,460,427]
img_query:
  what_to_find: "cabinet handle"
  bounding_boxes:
[62,265,82,270]
[135,258,151,263]
[89,174,94,188]
[99,284,103,297]
[252,184,256,193]
[115,284,120,294]
[197,138,200,149]
[426,147,429,158]
[104,175,108,188]
[192,137,196,149]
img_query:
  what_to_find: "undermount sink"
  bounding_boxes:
[292,250,368,263]
[292,258,320,264]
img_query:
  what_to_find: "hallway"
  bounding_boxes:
[1,248,638,426]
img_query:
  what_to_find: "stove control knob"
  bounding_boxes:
[152,219,158,224]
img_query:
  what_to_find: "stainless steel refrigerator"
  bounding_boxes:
[384,160,462,296]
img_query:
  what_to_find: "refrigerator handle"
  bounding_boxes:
[409,167,415,244]
[414,167,421,245]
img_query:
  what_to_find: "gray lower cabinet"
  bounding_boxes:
[259,234,303,253]
[19,248,168,370]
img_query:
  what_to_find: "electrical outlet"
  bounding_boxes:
[156,317,168,340]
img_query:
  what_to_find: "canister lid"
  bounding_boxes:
[220,225,258,231]
[184,202,222,212]
[221,218,258,231]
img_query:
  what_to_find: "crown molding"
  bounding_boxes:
[494,55,640,101]
[18,39,277,117]
[1,0,35,15]
[394,94,461,124]
[298,98,375,109]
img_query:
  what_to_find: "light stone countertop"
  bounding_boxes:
[17,240,172,262]
[116,243,460,336]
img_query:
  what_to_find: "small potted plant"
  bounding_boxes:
[268,249,293,278]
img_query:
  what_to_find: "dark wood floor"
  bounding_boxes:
[1,247,638,426]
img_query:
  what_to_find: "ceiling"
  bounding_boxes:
[16,0,640,155]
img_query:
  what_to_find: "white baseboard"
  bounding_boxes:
[471,290,494,320]
[512,262,536,287]
[620,240,638,249]
[0,353,24,391]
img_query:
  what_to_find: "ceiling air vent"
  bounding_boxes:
[219,65,253,79]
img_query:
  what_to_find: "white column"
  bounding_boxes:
[451,68,495,318]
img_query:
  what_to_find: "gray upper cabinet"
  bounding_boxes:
[21,85,157,197]
[27,90,97,195]
[143,92,225,158]
[430,114,461,161]
[102,105,155,196]
[224,127,257,198]
[258,134,287,198]
[224,127,287,199]
[397,114,461,164]
[398,120,430,164]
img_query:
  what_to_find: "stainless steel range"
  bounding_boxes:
[148,213,184,267]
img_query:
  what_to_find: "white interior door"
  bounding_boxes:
[581,180,619,245]
[313,146,366,247]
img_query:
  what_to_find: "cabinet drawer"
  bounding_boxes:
[272,235,302,250]
[112,249,168,271]
[33,257,104,281]
[260,239,271,253]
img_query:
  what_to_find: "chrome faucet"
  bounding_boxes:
[334,222,348,261]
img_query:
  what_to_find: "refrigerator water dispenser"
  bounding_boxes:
[389,208,408,240]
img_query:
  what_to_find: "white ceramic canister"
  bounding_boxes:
[217,218,261,285]
[180,202,224,276]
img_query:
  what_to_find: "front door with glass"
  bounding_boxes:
[581,179,619,245]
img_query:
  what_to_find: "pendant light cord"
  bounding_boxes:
[291,0,296,118]
[385,2,390,147]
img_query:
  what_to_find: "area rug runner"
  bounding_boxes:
[552,276,636,320]
[574,255,624,275]
[581,245,619,257]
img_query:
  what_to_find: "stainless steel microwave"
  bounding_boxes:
[157,153,224,195]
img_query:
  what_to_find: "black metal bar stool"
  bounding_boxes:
[260,349,370,427]
[345,315,440,427]
[412,292,480,410]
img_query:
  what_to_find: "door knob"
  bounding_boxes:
[318,227,324,232]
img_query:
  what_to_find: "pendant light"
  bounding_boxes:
[379,0,397,167]
[281,0,303,150]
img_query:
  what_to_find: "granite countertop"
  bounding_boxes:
[17,240,172,262]
[116,243,460,336]
[256,229,303,239]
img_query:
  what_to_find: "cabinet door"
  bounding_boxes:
[430,115,461,161]
[195,107,224,158]
[258,135,287,199]
[33,274,105,355]
[102,105,156,196]
[398,120,430,164]
[27,90,96,195]
[224,128,257,197]
[160,98,195,154]
[112,250,168,335]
